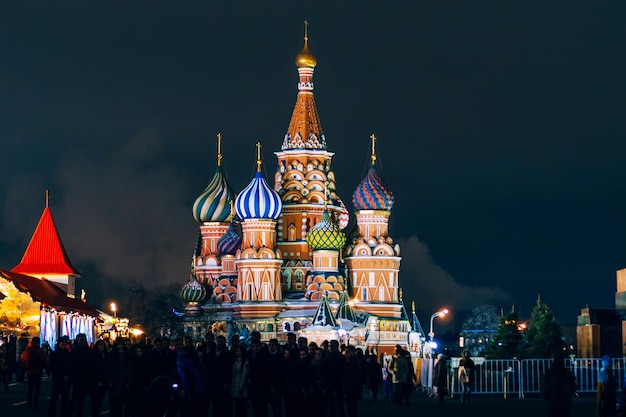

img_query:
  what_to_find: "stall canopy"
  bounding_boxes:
[0,268,98,317]
[0,268,99,345]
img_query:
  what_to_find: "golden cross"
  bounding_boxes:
[370,133,377,164]
[256,142,262,172]
[217,133,222,166]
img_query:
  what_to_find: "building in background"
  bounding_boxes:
[181,26,423,355]
[576,267,626,358]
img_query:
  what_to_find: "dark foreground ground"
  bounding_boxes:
[0,377,597,417]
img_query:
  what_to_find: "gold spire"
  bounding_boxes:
[370,134,377,165]
[323,180,329,210]
[256,142,262,172]
[216,133,223,167]
[412,300,416,313]
[296,20,317,68]
[399,287,403,300]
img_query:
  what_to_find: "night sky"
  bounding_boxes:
[1,2,624,331]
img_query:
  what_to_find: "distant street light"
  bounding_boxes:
[428,308,449,341]
[110,302,117,319]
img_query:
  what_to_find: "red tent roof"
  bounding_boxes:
[0,269,98,317]
[11,207,80,275]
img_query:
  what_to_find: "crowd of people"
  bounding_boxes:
[1,331,435,417]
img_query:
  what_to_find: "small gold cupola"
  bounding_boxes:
[295,20,317,68]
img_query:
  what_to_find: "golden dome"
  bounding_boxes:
[296,21,317,68]
[296,39,317,68]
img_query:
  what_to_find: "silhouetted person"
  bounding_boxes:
[22,336,47,409]
[342,345,362,417]
[458,350,476,406]
[389,345,408,405]
[68,333,99,417]
[541,352,576,417]
[0,337,12,392]
[433,353,448,408]
[212,335,233,417]
[325,339,345,417]
[267,338,284,417]
[248,339,270,417]
[597,355,617,417]
[231,345,250,417]
[108,339,131,417]
[48,336,72,417]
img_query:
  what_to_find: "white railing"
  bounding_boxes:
[423,357,625,397]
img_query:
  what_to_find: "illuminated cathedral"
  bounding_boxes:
[181,25,420,354]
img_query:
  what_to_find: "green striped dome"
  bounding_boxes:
[181,272,207,303]
[306,210,346,251]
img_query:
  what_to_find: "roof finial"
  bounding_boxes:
[256,142,262,172]
[412,300,416,313]
[323,180,329,210]
[296,20,317,68]
[399,287,403,300]
[45,189,49,208]
[190,255,196,278]
[216,133,223,167]
[370,134,377,165]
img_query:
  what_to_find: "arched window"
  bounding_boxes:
[294,322,301,331]
[288,224,297,241]
[284,322,291,332]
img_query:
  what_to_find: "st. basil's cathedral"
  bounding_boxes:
[180,25,422,355]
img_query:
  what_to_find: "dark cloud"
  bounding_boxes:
[397,235,511,313]
[0,1,624,328]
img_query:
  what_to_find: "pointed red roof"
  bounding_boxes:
[11,207,80,275]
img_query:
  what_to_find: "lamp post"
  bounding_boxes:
[428,308,448,341]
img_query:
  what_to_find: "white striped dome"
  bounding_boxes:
[235,171,283,220]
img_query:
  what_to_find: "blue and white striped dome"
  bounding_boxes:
[235,171,283,220]
[217,221,242,256]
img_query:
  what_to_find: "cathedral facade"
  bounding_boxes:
[181,27,418,354]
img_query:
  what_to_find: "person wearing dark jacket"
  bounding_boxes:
[308,348,328,417]
[177,336,203,417]
[342,345,362,417]
[266,338,284,417]
[108,339,131,417]
[326,340,345,417]
[211,335,233,417]
[128,344,152,417]
[48,336,72,417]
[433,353,448,408]
[248,339,270,417]
[541,352,576,417]
[22,336,47,409]
[91,340,110,416]
[68,333,99,417]
[364,351,382,402]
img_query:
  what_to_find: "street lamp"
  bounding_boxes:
[428,308,449,341]
[110,302,117,319]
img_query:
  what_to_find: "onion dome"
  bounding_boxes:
[352,134,394,211]
[217,221,242,256]
[295,21,317,68]
[181,270,208,304]
[192,134,235,223]
[235,142,283,220]
[306,209,346,251]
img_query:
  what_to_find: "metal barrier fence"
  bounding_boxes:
[440,357,626,397]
